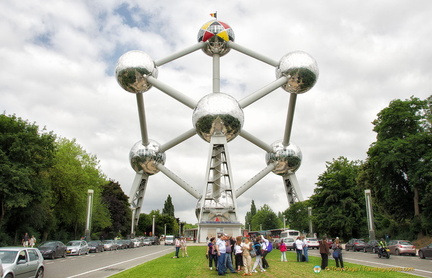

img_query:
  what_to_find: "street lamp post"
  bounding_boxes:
[152,215,156,236]
[283,217,286,230]
[85,189,94,240]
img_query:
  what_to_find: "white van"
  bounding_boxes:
[164,235,175,245]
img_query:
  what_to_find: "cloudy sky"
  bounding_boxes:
[1,0,431,225]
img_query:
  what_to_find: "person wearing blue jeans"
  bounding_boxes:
[302,236,309,262]
[224,237,237,273]
[295,237,303,262]
[216,234,228,276]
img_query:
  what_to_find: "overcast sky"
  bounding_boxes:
[1,0,431,225]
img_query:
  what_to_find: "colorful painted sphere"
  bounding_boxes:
[198,20,235,56]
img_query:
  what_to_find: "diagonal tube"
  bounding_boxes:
[147,76,197,109]
[228,41,279,67]
[160,128,197,152]
[239,77,287,108]
[282,93,297,146]
[136,93,149,146]
[155,42,205,66]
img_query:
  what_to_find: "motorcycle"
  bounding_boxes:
[378,247,390,259]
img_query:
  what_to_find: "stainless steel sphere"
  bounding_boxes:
[192,93,244,142]
[115,50,158,93]
[129,140,165,175]
[276,51,319,94]
[266,141,302,175]
[198,20,235,57]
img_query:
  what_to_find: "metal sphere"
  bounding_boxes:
[197,20,235,57]
[192,93,244,143]
[115,50,158,94]
[266,141,302,175]
[276,51,319,94]
[129,140,165,175]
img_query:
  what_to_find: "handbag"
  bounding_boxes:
[332,249,339,259]
[250,247,257,258]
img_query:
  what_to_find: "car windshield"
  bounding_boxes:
[0,251,18,264]
[41,242,57,247]
[308,239,318,241]
[103,240,113,244]
[67,241,80,246]
[400,241,412,245]
[88,241,98,245]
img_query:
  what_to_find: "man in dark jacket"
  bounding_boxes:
[319,237,330,270]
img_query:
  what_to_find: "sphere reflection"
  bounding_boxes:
[129,140,165,175]
[276,51,318,94]
[116,50,158,94]
[192,93,243,142]
[266,141,302,175]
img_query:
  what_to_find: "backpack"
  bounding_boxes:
[267,242,273,253]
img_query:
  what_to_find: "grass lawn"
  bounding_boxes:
[111,246,415,278]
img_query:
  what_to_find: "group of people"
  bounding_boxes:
[21,233,37,247]
[172,236,188,258]
[206,234,272,276]
[294,236,309,262]
[319,237,344,270]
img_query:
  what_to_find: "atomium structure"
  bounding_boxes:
[115,19,318,241]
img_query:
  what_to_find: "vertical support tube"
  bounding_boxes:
[213,54,220,93]
[308,207,313,237]
[152,215,156,236]
[282,93,297,146]
[136,93,149,146]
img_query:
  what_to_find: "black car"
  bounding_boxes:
[88,240,104,253]
[38,241,67,259]
[364,240,379,253]
[419,243,432,259]
[345,239,366,252]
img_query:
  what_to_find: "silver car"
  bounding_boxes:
[0,247,44,278]
[65,240,89,256]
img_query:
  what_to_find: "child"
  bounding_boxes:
[279,239,287,261]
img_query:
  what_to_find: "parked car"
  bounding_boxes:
[131,239,141,248]
[38,241,67,259]
[164,235,175,245]
[150,236,160,245]
[88,240,104,253]
[116,240,128,249]
[282,238,295,250]
[102,240,118,251]
[345,239,366,252]
[123,239,134,248]
[418,243,432,259]
[363,240,380,253]
[306,238,320,249]
[66,240,89,256]
[142,238,152,246]
[0,247,44,278]
[388,240,416,256]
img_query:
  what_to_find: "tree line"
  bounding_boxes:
[0,114,180,246]
[244,96,431,242]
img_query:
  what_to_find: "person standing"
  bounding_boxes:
[295,236,303,262]
[260,235,270,269]
[215,234,228,276]
[251,237,265,273]
[29,235,37,248]
[301,236,309,262]
[224,235,237,273]
[319,237,330,270]
[332,238,344,269]
[241,237,252,276]
[234,236,243,272]
[207,237,217,271]
[173,236,181,258]
[279,239,287,262]
[180,236,188,257]
[22,233,29,247]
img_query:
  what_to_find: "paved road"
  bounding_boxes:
[43,244,432,278]
[44,245,175,278]
[307,249,432,277]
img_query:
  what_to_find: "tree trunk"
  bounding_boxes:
[413,186,420,216]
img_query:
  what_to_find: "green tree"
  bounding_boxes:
[310,157,366,241]
[365,96,432,238]
[162,195,175,217]
[0,114,56,245]
[282,200,312,233]
[251,204,282,231]
[101,180,131,238]
[245,200,257,230]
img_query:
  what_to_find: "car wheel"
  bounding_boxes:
[363,248,367,253]
[5,274,13,278]
[78,250,82,256]
[63,251,66,258]
[395,249,400,256]
[51,252,56,259]
[345,246,349,251]
[411,253,415,256]
[36,267,44,278]
[419,251,424,259]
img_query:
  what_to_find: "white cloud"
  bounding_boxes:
[1,0,431,226]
